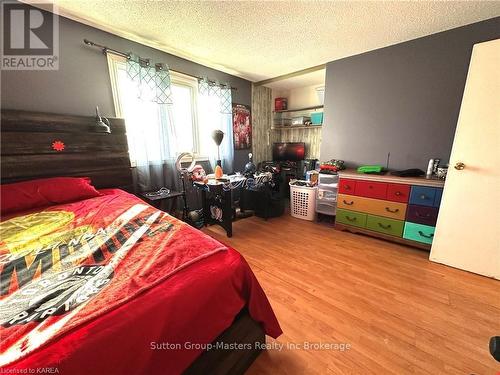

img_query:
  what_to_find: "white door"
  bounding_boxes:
[430,39,500,280]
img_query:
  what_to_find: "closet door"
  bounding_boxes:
[430,39,500,279]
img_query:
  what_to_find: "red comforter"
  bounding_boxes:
[0,189,281,374]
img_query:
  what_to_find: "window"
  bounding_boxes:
[107,54,205,164]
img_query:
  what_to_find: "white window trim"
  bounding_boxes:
[106,54,208,163]
[169,71,207,161]
[106,54,127,118]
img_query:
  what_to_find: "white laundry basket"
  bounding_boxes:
[289,181,317,221]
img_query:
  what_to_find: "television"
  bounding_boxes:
[272,142,306,162]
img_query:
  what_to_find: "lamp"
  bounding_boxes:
[211,130,224,179]
[211,130,224,159]
[93,106,111,133]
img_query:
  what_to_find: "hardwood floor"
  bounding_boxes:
[204,214,500,374]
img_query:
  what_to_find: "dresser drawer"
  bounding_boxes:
[403,222,435,244]
[336,209,367,228]
[337,194,362,211]
[366,215,404,237]
[406,205,438,226]
[409,186,437,207]
[339,178,356,194]
[433,188,443,207]
[364,199,407,221]
[337,194,407,220]
[386,183,411,203]
[354,180,388,200]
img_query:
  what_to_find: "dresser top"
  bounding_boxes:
[338,169,445,188]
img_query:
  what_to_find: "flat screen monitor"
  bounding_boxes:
[272,142,306,162]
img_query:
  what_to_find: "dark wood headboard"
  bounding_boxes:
[1,109,133,189]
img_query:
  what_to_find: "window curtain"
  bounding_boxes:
[121,56,179,192]
[198,79,234,174]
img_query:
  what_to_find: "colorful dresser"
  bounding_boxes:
[335,170,445,250]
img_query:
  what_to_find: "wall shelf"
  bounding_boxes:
[271,125,323,130]
[273,105,323,113]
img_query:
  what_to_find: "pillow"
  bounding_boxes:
[1,177,101,216]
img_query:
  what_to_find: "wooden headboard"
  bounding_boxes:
[1,109,133,189]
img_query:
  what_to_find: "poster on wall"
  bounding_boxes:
[232,104,252,150]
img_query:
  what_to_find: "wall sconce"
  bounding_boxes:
[93,106,111,133]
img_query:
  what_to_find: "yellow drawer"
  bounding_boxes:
[337,194,407,220]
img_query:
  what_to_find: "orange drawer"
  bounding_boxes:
[339,178,356,195]
[338,194,407,220]
[337,194,362,211]
[354,180,388,200]
[386,183,411,203]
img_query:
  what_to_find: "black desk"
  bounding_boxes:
[193,181,233,237]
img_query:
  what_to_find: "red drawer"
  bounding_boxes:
[386,183,411,203]
[354,180,387,199]
[339,178,356,194]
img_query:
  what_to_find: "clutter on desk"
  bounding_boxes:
[190,165,207,182]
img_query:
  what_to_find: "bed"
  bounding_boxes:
[0,110,282,374]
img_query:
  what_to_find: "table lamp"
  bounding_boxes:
[211,130,224,179]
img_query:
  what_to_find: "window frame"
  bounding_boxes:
[169,71,202,157]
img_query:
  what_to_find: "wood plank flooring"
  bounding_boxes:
[204,214,500,374]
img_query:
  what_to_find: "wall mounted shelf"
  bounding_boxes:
[271,125,323,130]
[272,105,324,113]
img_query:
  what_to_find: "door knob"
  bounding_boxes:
[454,162,465,170]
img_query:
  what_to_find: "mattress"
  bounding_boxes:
[0,189,281,374]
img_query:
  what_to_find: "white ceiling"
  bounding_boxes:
[35,1,500,82]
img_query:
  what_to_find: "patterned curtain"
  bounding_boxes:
[126,54,173,105]
[198,78,234,173]
[198,79,232,114]
[122,55,178,192]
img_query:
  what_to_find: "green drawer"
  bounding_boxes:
[403,222,435,244]
[366,215,404,237]
[336,209,367,228]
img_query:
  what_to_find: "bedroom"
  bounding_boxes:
[0,1,499,374]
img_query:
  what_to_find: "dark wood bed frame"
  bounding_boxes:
[0,109,265,374]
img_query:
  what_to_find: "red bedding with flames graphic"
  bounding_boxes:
[0,189,229,366]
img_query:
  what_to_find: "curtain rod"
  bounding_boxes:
[83,39,237,91]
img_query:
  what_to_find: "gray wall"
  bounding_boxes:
[321,17,500,171]
[0,7,252,172]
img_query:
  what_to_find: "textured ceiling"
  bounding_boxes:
[37,1,500,81]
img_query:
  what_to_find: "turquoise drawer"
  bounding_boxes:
[409,186,436,207]
[403,222,435,244]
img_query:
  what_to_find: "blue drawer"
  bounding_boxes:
[433,188,443,207]
[409,186,436,207]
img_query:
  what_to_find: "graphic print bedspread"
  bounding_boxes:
[0,190,227,366]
